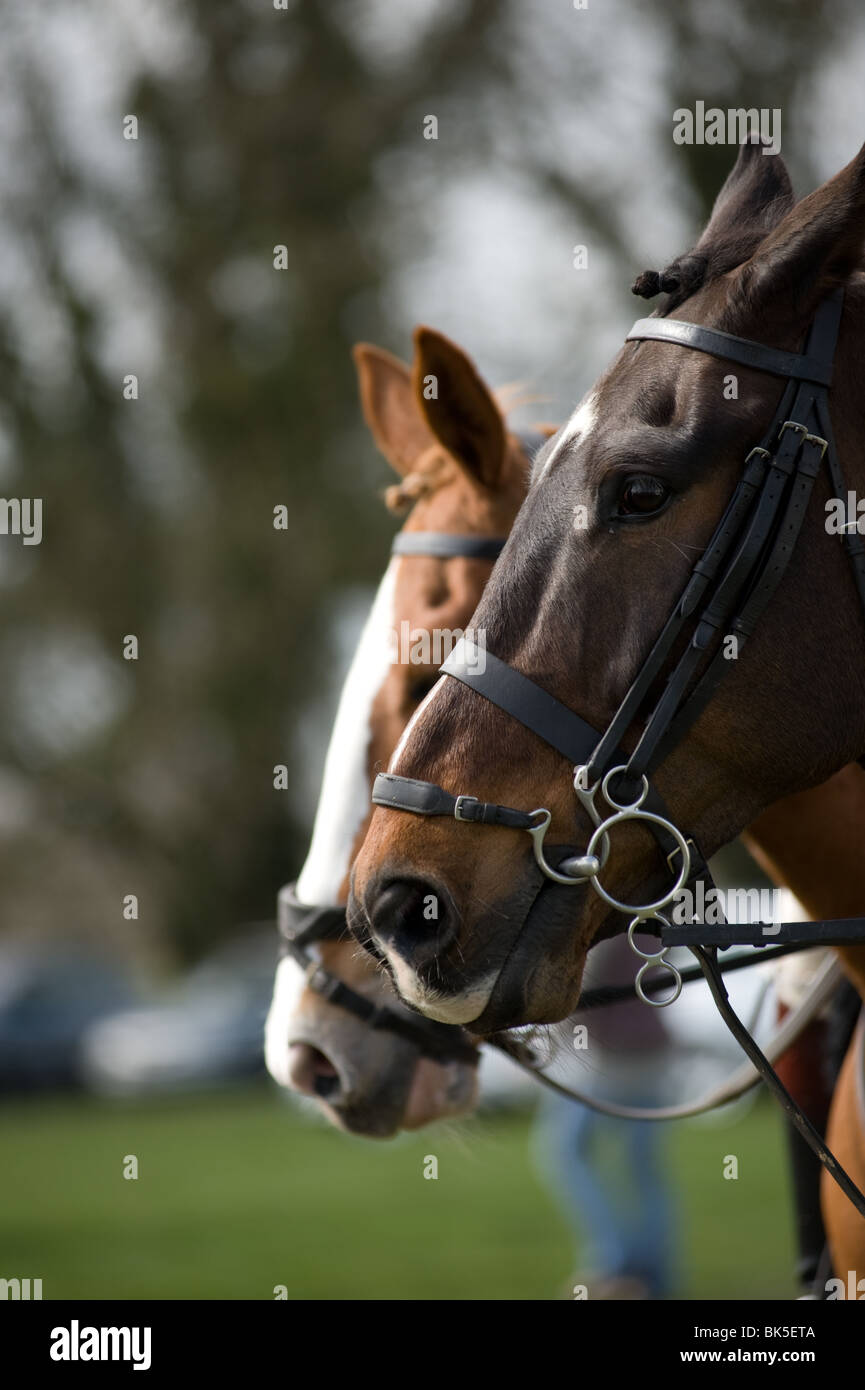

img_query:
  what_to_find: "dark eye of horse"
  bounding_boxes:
[617,475,670,517]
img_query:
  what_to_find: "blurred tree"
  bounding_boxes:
[0,0,858,968]
[0,0,511,964]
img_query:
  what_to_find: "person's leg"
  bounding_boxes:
[623,1118,677,1297]
[533,1093,630,1277]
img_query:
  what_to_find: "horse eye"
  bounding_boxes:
[618,475,670,517]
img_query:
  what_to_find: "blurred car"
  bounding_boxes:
[80,930,278,1095]
[0,943,138,1093]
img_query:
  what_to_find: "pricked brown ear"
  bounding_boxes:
[731,140,865,330]
[352,343,436,477]
[411,326,506,489]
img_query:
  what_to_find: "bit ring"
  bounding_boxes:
[628,916,682,1007]
[585,811,691,915]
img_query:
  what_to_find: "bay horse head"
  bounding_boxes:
[350,136,865,1033]
[265,326,538,1134]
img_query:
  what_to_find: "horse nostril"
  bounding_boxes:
[288,1043,342,1101]
[370,878,455,967]
[313,1070,340,1101]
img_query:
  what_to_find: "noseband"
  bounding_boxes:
[370,292,865,1218]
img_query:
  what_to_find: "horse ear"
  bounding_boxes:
[412,326,507,489]
[730,140,865,329]
[696,134,795,256]
[636,137,796,304]
[352,343,435,477]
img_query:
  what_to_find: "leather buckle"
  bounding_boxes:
[667,837,700,873]
[454,795,479,822]
[803,431,828,460]
[742,446,771,485]
[779,420,808,439]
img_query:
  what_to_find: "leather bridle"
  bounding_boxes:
[373,291,864,905]
[369,291,865,1217]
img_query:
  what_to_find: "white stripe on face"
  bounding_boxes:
[264,956,307,1086]
[295,559,398,907]
[389,669,446,771]
[266,560,398,1089]
[536,391,597,482]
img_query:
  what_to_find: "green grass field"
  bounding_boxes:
[0,1085,795,1300]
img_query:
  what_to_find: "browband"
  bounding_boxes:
[391,532,507,561]
[627,316,837,388]
[387,430,548,565]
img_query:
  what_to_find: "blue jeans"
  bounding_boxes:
[532,1083,678,1297]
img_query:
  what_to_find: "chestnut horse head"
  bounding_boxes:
[265,326,539,1134]
[350,137,865,1033]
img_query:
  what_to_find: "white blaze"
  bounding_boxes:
[264,957,309,1085]
[266,559,397,1085]
[537,391,597,481]
[295,559,398,905]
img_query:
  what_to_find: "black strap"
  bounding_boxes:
[627,318,835,387]
[391,532,507,561]
[372,771,538,830]
[577,940,833,1010]
[386,428,547,565]
[438,637,707,871]
[628,414,822,778]
[817,391,865,613]
[303,963,479,1065]
[646,435,827,774]
[583,438,779,783]
[661,917,865,949]
[277,883,347,951]
[694,945,865,1219]
[618,295,845,781]
[441,639,601,767]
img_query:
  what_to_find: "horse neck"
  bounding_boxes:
[744,763,865,1000]
[746,765,865,917]
[295,560,397,907]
